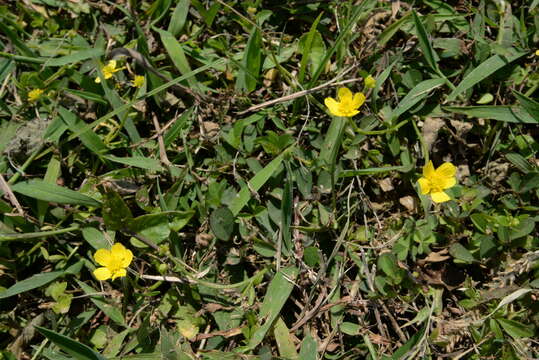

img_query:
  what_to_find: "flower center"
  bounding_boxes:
[338,98,354,114]
[428,174,446,193]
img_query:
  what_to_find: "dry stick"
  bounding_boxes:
[238,77,363,115]
[0,174,24,215]
[152,112,172,166]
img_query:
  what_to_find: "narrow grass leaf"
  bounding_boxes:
[505,153,534,174]
[497,318,534,339]
[168,0,190,36]
[105,155,163,172]
[58,106,107,154]
[68,59,225,142]
[391,77,445,121]
[35,326,107,360]
[446,51,527,102]
[513,90,539,119]
[298,12,324,83]
[443,105,537,124]
[76,280,126,327]
[308,0,377,87]
[11,180,101,207]
[45,48,104,66]
[319,117,346,167]
[235,27,262,93]
[164,106,194,147]
[0,271,64,299]
[340,164,414,177]
[229,149,290,216]
[157,29,199,90]
[412,11,439,72]
[378,12,412,46]
[244,266,299,351]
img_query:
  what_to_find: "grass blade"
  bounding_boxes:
[391,77,446,121]
[412,11,439,72]
[35,326,107,360]
[235,27,262,93]
[11,180,101,207]
[443,105,537,124]
[446,51,527,102]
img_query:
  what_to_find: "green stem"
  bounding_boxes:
[0,51,45,64]
[412,118,429,164]
[7,144,45,185]
[0,224,80,242]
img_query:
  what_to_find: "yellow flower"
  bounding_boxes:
[324,87,366,117]
[93,243,133,280]
[417,161,457,203]
[131,75,145,88]
[28,88,44,102]
[535,50,539,56]
[364,75,376,89]
[95,60,125,83]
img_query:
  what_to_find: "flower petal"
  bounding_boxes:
[94,76,102,83]
[352,92,366,109]
[120,249,133,268]
[111,268,127,280]
[325,97,342,116]
[431,191,450,203]
[93,267,112,281]
[423,161,435,178]
[417,177,431,195]
[337,87,353,101]
[441,177,457,189]
[94,248,112,267]
[435,162,456,178]
[107,60,117,69]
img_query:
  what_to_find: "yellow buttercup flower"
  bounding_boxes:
[324,87,366,117]
[95,60,125,83]
[417,161,457,203]
[28,88,44,102]
[364,75,376,89]
[131,75,145,88]
[535,50,539,56]
[93,243,133,281]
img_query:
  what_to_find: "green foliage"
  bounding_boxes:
[0,0,538,359]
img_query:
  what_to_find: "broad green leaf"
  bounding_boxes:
[128,213,170,245]
[391,78,446,120]
[36,326,107,360]
[101,189,133,231]
[273,317,298,359]
[11,180,101,207]
[236,27,262,93]
[449,243,476,263]
[299,334,317,360]
[0,271,64,299]
[446,51,527,101]
[45,48,104,66]
[443,105,537,124]
[209,207,235,241]
[105,155,163,172]
[497,318,534,339]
